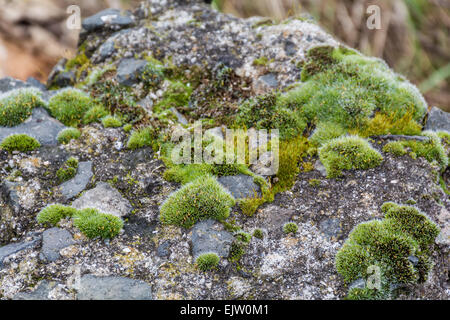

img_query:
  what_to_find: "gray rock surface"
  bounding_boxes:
[425,107,450,132]
[13,280,56,300]
[191,219,233,259]
[319,218,341,239]
[218,174,261,199]
[59,161,93,201]
[77,275,152,300]
[0,108,67,146]
[117,58,147,86]
[0,77,34,93]
[40,228,75,262]
[72,182,133,218]
[0,233,41,268]
[82,8,134,32]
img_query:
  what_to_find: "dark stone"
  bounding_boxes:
[408,255,419,267]
[26,77,47,91]
[425,107,450,132]
[319,218,341,239]
[82,9,134,33]
[143,176,162,194]
[259,73,278,88]
[284,39,297,56]
[13,280,56,300]
[97,39,116,62]
[0,77,32,93]
[40,228,75,262]
[157,240,171,258]
[218,174,261,199]
[59,161,93,201]
[0,233,42,269]
[117,58,147,86]
[77,275,152,300]
[191,219,233,258]
[0,108,67,146]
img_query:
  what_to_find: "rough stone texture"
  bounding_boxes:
[71,182,133,218]
[40,228,75,262]
[13,280,56,300]
[0,77,34,93]
[82,8,134,33]
[59,161,93,201]
[0,233,41,269]
[77,275,152,300]
[117,58,147,86]
[218,174,261,199]
[425,107,450,132]
[0,108,67,146]
[191,219,233,259]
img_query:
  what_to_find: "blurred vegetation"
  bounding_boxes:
[216,0,450,111]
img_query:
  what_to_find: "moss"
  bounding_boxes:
[153,80,192,113]
[141,58,165,88]
[309,122,346,147]
[57,128,81,144]
[56,157,78,183]
[102,115,122,128]
[0,88,45,127]
[123,124,133,132]
[318,136,383,178]
[283,222,298,234]
[335,203,440,300]
[383,131,448,171]
[0,134,40,152]
[82,105,109,124]
[253,228,264,239]
[236,93,306,140]
[36,204,78,227]
[73,208,123,239]
[196,253,220,271]
[252,56,273,67]
[127,127,155,150]
[159,175,235,229]
[308,178,321,187]
[47,89,97,127]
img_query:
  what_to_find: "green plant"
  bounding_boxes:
[0,134,40,152]
[82,104,109,124]
[382,141,407,156]
[0,88,45,127]
[127,127,154,149]
[253,228,264,239]
[318,136,383,178]
[159,175,235,228]
[57,128,81,144]
[153,80,192,113]
[73,208,123,239]
[123,124,133,132]
[56,157,78,183]
[102,115,122,128]
[196,253,220,271]
[335,203,440,300]
[283,222,298,234]
[309,122,346,146]
[36,204,78,227]
[48,89,97,127]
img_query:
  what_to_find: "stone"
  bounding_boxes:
[191,219,233,259]
[117,58,147,86]
[59,161,93,201]
[72,182,133,218]
[251,151,277,176]
[82,9,134,33]
[0,77,33,93]
[77,275,152,300]
[157,240,171,258]
[0,233,41,269]
[40,228,75,262]
[26,77,47,91]
[170,107,188,125]
[349,278,366,290]
[425,107,450,132]
[314,159,327,177]
[218,174,261,199]
[97,39,116,62]
[0,108,67,146]
[319,218,341,239]
[13,280,56,300]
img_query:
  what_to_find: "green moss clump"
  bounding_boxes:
[56,157,78,183]
[0,88,45,127]
[319,136,383,178]
[57,128,81,144]
[283,222,298,234]
[37,204,78,227]
[73,208,123,239]
[0,134,41,152]
[335,203,440,300]
[141,59,165,87]
[252,56,272,67]
[48,89,97,127]
[382,131,448,171]
[127,127,154,150]
[309,122,346,147]
[123,124,133,132]
[153,80,192,113]
[253,228,264,239]
[101,115,122,128]
[82,105,109,124]
[196,253,220,271]
[236,93,306,140]
[160,175,235,228]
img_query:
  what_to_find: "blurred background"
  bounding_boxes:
[0,0,448,110]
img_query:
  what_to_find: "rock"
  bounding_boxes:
[0,108,67,146]
[0,233,41,269]
[319,218,341,239]
[59,161,93,201]
[251,151,277,176]
[170,107,188,125]
[157,240,171,258]
[0,77,33,93]
[143,176,162,194]
[97,39,116,62]
[13,280,56,300]
[191,219,233,259]
[72,182,133,218]
[408,255,419,267]
[40,228,75,262]
[116,58,147,86]
[425,107,450,132]
[26,77,47,91]
[1,181,21,213]
[259,73,278,88]
[82,9,134,33]
[77,275,152,300]
[51,71,76,88]
[349,278,366,290]
[218,174,261,199]
[314,159,327,177]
